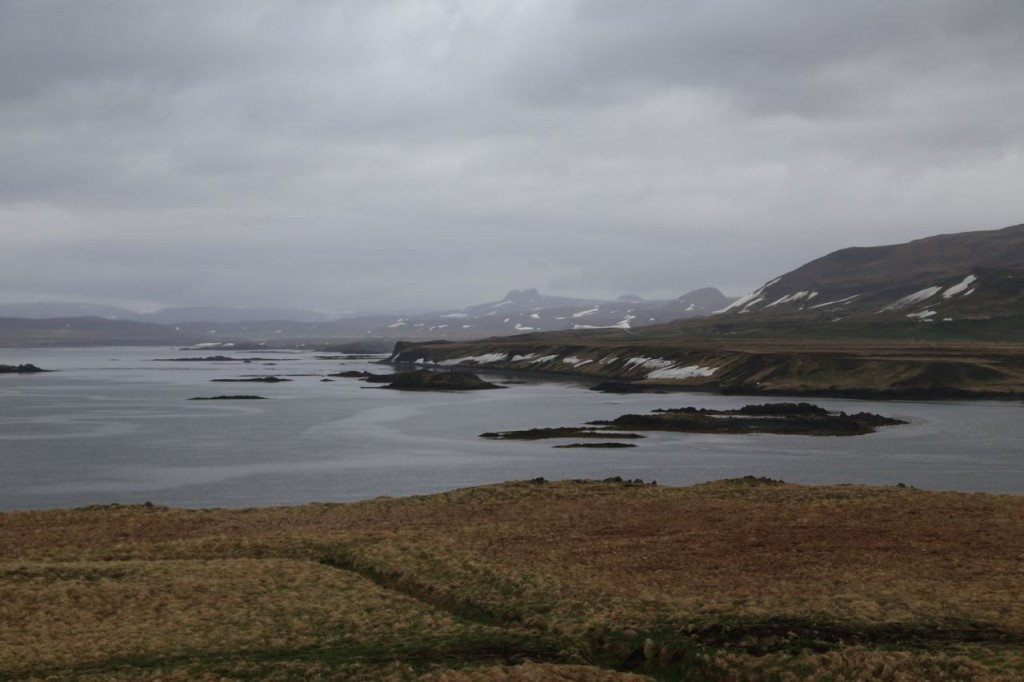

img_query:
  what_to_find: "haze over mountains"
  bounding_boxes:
[0,287,735,347]
[3,222,1023,348]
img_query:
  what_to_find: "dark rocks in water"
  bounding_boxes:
[189,395,266,400]
[381,369,505,391]
[328,370,373,378]
[553,442,638,449]
[591,381,654,394]
[481,427,645,441]
[735,402,828,416]
[361,372,406,383]
[211,376,292,383]
[0,364,48,374]
[487,402,905,441]
[595,402,906,436]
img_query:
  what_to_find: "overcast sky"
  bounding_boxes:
[2,0,1022,313]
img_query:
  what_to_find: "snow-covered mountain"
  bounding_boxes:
[717,222,1024,323]
[381,287,735,337]
[0,288,735,345]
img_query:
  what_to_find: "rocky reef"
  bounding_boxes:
[0,364,47,373]
[378,369,505,391]
[483,401,906,442]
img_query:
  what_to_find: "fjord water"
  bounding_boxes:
[0,347,1021,511]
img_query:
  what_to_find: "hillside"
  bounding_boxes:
[2,479,1021,680]
[388,223,1024,397]
[720,222,1024,322]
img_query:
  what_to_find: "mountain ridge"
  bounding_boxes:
[718,222,1024,322]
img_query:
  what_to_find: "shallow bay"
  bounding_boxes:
[0,346,1021,511]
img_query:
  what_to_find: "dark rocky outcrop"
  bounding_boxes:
[0,363,47,373]
[188,395,266,400]
[596,403,906,437]
[381,369,505,391]
[484,402,905,441]
[591,381,659,394]
[552,442,638,449]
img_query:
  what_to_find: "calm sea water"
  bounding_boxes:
[1,346,1022,511]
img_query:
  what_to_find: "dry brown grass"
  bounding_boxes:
[2,480,1023,680]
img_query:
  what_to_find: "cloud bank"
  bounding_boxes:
[2,0,1022,312]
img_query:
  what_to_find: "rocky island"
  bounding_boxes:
[483,402,906,443]
[188,395,267,400]
[377,369,505,391]
[0,364,47,373]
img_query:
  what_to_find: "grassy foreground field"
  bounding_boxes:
[2,478,1023,680]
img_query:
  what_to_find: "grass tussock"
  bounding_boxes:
[2,480,1023,679]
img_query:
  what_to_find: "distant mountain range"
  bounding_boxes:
[0,303,331,324]
[718,222,1024,324]
[384,287,734,337]
[385,221,1024,398]
[0,287,735,347]
[9,221,1023,350]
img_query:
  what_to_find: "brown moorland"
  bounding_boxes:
[1,478,1023,680]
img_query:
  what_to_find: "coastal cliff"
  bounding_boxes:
[388,337,1024,398]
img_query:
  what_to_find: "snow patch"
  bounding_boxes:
[440,313,469,318]
[943,275,977,298]
[562,356,593,367]
[715,277,781,313]
[510,353,538,362]
[572,307,600,318]
[436,353,508,366]
[624,357,674,371]
[647,365,719,380]
[529,354,559,364]
[906,310,937,319]
[880,286,942,312]
[764,290,815,308]
[809,294,859,309]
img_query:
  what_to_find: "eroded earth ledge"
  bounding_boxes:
[388,336,1024,399]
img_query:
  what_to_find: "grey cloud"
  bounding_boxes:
[1,1,1022,312]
